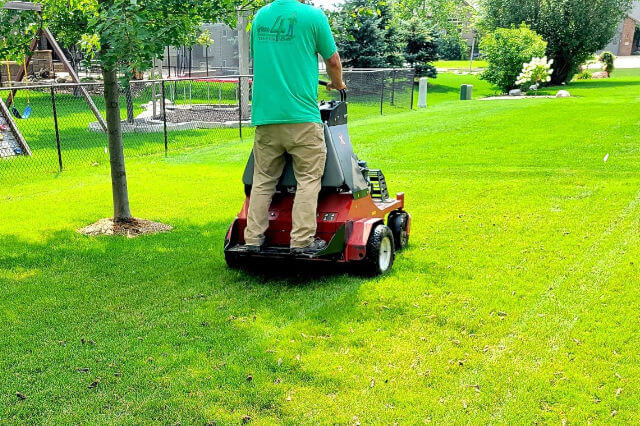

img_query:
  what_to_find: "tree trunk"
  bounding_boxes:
[102,67,132,222]
[551,54,572,85]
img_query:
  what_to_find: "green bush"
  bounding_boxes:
[437,33,469,60]
[574,69,593,80]
[599,51,616,76]
[480,24,548,93]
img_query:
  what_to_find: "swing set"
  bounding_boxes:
[1,1,107,131]
[3,59,32,119]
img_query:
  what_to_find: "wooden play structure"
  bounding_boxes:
[1,1,107,158]
[0,95,31,158]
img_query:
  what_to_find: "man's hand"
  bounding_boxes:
[326,81,346,91]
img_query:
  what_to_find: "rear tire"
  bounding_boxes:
[388,211,409,251]
[358,224,395,276]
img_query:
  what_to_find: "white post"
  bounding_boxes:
[418,77,428,108]
[237,10,250,120]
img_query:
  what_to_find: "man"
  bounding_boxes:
[245,0,346,255]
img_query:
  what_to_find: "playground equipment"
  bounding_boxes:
[3,60,32,119]
[2,1,107,131]
[0,95,31,158]
[224,81,411,275]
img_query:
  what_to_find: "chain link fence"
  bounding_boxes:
[0,68,414,180]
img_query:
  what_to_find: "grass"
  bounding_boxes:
[2,70,640,423]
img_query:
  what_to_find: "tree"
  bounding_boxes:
[393,0,470,34]
[0,6,39,64]
[437,32,469,60]
[403,17,439,77]
[378,1,405,67]
[482,0,633,84]
[479,24,547,92]
[3,0,242,222]
[332,0,387,68]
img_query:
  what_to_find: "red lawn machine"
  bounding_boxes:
[224,82,410,275]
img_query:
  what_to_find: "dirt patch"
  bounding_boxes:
[78,218,172,238]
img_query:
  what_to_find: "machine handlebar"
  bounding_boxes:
[319,80,347,102]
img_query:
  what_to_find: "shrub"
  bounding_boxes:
[480,24,548,93]
[437,33,469,60]
[574,69,593,80]
[515,57,553,90]
[599,51,616,76]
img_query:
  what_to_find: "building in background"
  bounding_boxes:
[602,2,640,56]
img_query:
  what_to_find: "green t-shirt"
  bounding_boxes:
[250,0,337,126]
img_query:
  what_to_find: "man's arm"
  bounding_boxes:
[324,52,346,91]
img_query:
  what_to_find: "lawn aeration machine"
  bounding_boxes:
[224,82,410,275]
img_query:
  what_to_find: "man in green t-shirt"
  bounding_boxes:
[245,0,346,255]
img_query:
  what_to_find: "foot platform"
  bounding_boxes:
[226,244,327,260]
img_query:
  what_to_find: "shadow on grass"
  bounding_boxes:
[236,259,354,286]
[0,222,363,421]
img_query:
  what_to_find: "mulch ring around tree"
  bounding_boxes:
[78,218,172,238]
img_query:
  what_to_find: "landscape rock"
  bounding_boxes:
[509,89,522,96]
[556,90,571,98]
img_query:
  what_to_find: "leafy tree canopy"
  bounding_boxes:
[1,0,249,75]
[393,0,476,34]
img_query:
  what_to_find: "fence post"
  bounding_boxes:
[379,70,385,115]
[167,46,171,78]
[391,69,396,106]
[238,76,243,140]
[161,80,168,156]
[50,85,63,172]
[410,70,416,110]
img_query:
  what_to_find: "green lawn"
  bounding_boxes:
[2,70,640,423]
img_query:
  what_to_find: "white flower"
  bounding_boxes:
[514,56,553,88]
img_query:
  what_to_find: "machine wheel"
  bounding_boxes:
[359,224,395,276]
[388,211,409,251]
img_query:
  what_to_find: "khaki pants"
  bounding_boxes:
[245,122,327,248]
